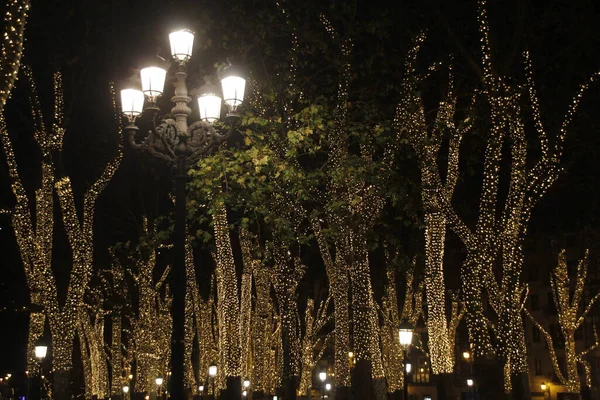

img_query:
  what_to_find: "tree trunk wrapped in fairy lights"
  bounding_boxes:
[271,239,306,400]
[196,275,219,393]
[298,296,332,396]
[525,250,600,392]
[78,306,109,399]
[397,38,471,397]
[311,218,352,398]
[380,267,404,396]
[249,244,274,397]
[238,232,255,385]
[396,1,599,397]
[1,67,122,400]
[110,222,172,395]
[211,200,242,397]
[0,0,30,113]
[318,16,396,398]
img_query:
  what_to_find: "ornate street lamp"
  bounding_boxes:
[398,320,414,400]
[120,28,245,400]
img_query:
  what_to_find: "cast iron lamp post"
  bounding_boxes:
[318,372,326,400]
[208,363,218,399]
[120,29,246,400]
[398,320,414,400]
[35,343,47,400]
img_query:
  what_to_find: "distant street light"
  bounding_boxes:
[208,363,218,397]
[398,320,414,400]
[35,342,47,400]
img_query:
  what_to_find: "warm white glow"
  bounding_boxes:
[221,76,246,108]
[198,94,221,123]
[541,383,547,391]
[463,351,471,360]
[208,364,217,377]
[399,328,414,346]
[169,29,194,63]
[242,391,247,397]
[140,66,166,100]
[325,383,332,391]
[199,385,204,392]
[348,351,354,358]
[120,89,145,119]
[35,345,47,359]
[406,363,412,373]
[155,377,163,386]
[467,379,474,387]
[128,374,133,380]
[243,378,250,388]
[319,372,327,382]
[122,386,130,393]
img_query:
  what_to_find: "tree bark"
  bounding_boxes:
[472,357,505,400]
[510,372,531,400]
[352,359,373,400]
[432,373,456,400]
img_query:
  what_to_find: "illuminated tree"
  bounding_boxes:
[78,284,109,400]
[211,200,242,395]
[110,223,172,395]
[395,1,600,397]
[380,267,404,395]
[195,275,219,391]
[298,296,331,396]
[396,33,472,397]
[0,67,122,400]
[242,230,274,397]
[525,250,600,392]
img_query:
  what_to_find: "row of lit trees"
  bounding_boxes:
[2,0,600,399]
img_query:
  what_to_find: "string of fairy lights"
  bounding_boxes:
[211,201,242,379]
[396,33,470,376]
[0,0,30,112]
[239,229,259,382]
[381,268,404,392]
[2,0,599,397]
[298,297,332,396]
[311,217,351,388]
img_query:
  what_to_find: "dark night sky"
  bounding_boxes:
[1,0,599,378]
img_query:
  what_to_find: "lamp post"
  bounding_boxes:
[242,378,250,399]
[208,363,218,399]
[398,320,414,400]
[318,372,327,400]
[156,377,164,400]
[35,343,47,400]
[121,29,245,400]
